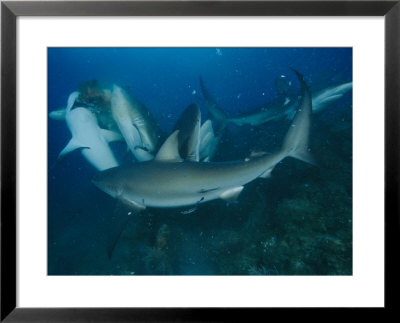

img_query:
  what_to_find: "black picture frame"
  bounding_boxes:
[1,0,398,321]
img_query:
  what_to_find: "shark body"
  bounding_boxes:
[172,103,201,162]
[171,103,217,162]
[58,92,122,171]
[200,76,352,127]
[92,69,313,210]
[110,85,161,161]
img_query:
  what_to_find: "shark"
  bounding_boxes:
[171,103,217,162]
[50,84,162,162]
[49,108,67,121]
[51,91,217,163]
[200,76,294,127]
[172,103,201,162]
[200,76,352,127]
[57,91,122,171]
[92,69,314,212]
[110,85,162,162]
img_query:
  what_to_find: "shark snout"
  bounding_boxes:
[91,172,124,198]
[91,174,102,188]
[91,172,108,190]
[91,175,111,196]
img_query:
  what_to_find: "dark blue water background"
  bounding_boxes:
[48,48,352,275]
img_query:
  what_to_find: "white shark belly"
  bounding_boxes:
[111,87,152,161]
[123,185,226,209]
[66,108,120,171]
[81,143,119,171]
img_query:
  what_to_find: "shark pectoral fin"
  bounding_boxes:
[199,132,215,161]
[259,169,273,179]
[219,186,244,202]
[49,109,66,121]
[200,120,214,139]
[200,132,213,146]
[118,196,146,211]
[101,129,123,143]
[107,200,144,259]
[134,146,154,161]
[57,138,89,162]
[155,130,183,162]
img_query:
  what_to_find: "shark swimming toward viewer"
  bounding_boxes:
[92,69,314,211]
[171,103,218,162]
[110,85,162,162]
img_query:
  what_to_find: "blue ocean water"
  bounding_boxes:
[48,48,352,275]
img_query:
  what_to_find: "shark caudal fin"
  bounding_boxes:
[199,76,229,125]
[281,69,315,165]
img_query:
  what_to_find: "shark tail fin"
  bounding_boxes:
[281,69,316,165]
[199,76,229,124]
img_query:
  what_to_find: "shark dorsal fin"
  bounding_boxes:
[49,108,67,121]
[155,130,182,162]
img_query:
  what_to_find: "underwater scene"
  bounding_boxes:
[48,48,352,275]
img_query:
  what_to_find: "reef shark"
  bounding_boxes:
[57,92,122,171]
[51,85,162,162]
[51,92,218,163]
[200,76,352,127]
[172,103,201,162]
[171,103,217,162]
[110,85,161,162]
[92,69,314,211]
